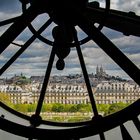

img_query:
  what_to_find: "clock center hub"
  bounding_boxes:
[30,0,88,25]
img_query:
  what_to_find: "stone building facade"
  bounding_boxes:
[0,82,140,105]
[94,82,140,104]
[0,85,32,104]
[32,84,89,104]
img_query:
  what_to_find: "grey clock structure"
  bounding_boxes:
[0,0,140,139]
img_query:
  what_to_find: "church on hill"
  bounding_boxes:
[95,65,108,78]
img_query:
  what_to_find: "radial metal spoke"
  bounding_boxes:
[85,6,140,36]
[72,27,98,116]
[0,16,21,27]
[91,0,110,30]
[120,125,133,140]
[77,15,140,86]
[35,46,56,116]
[133,117,140,133]
[0,6,38,55]
[0,19,52,76]
[73,25,106,140]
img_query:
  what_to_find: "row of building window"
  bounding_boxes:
[6,92,140,105]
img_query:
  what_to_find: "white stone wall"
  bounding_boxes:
[1,82,140,105]
[95,82,140,104]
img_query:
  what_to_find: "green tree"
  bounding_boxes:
[52,103,64,112]
[78,104,92,112]
[63,104,73,112]
[107,102,128,115]
[0,92,12,107]
[97,104,110,116]
[42,103,53,112]
[14,104,28,113]
[69,105,78,112]
[27,104,36,112]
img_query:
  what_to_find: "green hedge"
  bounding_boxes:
[7,102,130,115]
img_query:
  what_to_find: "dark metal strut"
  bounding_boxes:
[0,19,52,76]
[77,14,140,86]
[72,27,106,140]
[0,6,38,55]
[72,27,98,116]
[35,46,55,116]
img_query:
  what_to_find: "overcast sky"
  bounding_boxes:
[0,0,140,80]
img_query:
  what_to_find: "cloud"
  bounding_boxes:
[110,35,140,67]
[102,27,124,40]
[0,0,22,14]
[116,0,140,14]
[127,53,140,68]
[0,0,140,80]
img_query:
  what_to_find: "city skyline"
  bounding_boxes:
[0,1,140,80]
[0,62,136,81]
[0,65,128,82]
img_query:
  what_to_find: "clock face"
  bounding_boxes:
[0,0,140,139]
